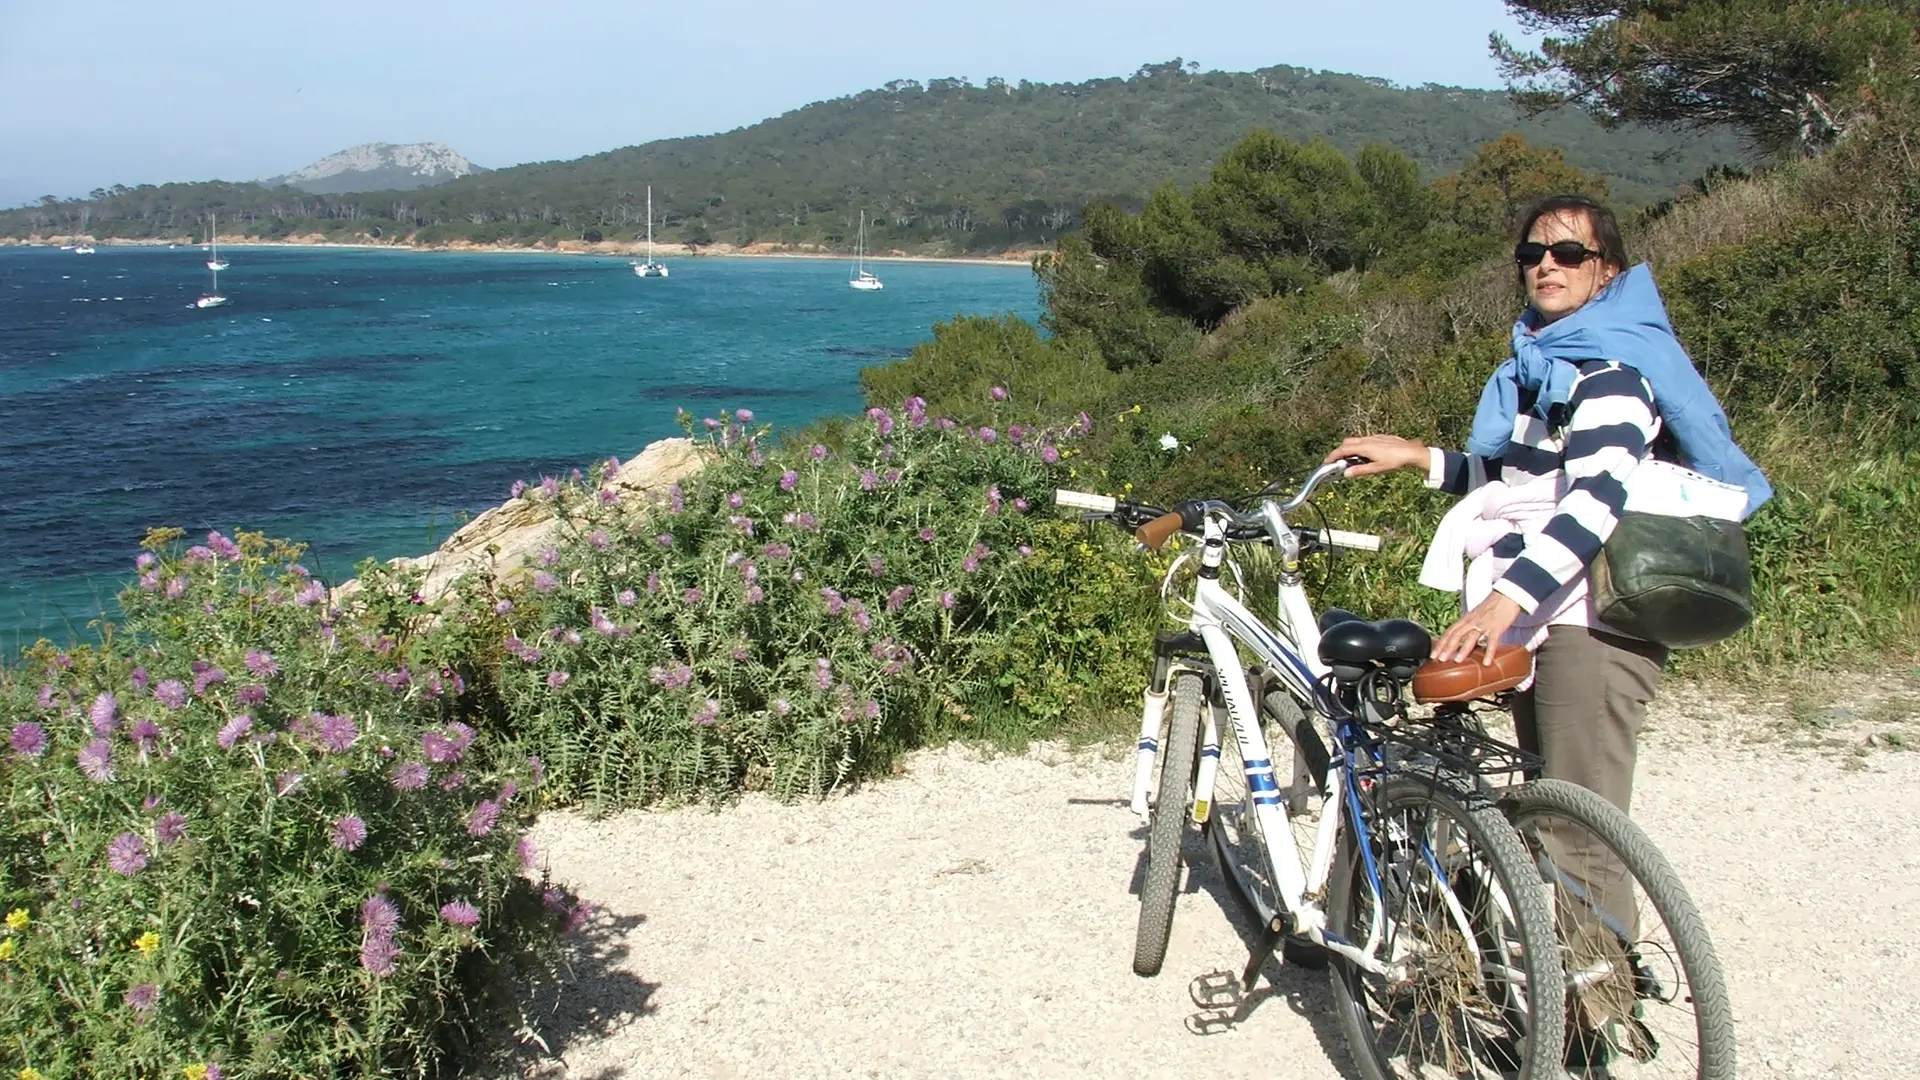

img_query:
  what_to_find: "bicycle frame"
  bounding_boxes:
[1128,508,1396,973]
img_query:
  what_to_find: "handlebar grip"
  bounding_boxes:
[1135,511,1186,551]
[1054,489,1117,513]
[1317,529,1382,551]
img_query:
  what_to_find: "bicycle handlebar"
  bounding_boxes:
[1052,456,1382,553]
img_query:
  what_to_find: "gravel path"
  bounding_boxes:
[510,686,1920,1079]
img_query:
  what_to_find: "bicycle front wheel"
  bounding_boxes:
[1133,669,1202,977]
[1328,775,1567,1080]
[1500,779,1734,1079]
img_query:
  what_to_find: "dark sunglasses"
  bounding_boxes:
[1515,240,1605,268]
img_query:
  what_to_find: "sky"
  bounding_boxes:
[0,0,1538,209]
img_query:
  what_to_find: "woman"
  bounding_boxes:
[1324,193,1767,823]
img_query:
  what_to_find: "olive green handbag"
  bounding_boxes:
[1588,463,1755,649]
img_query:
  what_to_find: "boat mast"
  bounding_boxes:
[646,186,654,264]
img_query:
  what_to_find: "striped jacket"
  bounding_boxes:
[1426,359,1663,614]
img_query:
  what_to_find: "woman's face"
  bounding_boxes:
[1524,210,1618,325]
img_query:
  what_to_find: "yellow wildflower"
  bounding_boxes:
[0,938,16,961]
[20,1067,46,1080]
[134,931,161,957]
[183,1065,210,1080]
[4,908,27,931]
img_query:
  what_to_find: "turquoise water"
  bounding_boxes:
[0,245,1038,647]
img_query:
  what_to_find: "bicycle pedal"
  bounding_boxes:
[1189,969,1242,1010]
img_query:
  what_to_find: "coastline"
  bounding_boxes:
[2,233,1044,268]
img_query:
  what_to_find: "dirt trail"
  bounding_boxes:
[511,689,1920,1079]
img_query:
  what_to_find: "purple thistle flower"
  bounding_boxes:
[617,588,638,607]
[361,936,399,977]
[780,469,799,491]
[649,663,694,690]
[153,676,187,711]
[746,584,765,603]
[885,468,901,484]
[935,417,956,430]
[887,585,914,612]
[547,670,571,689]
[1041,444,1060,464]
[510,479,527,499]
[467,799,501,837]
[129,719,162,753]
[820,587,844,615]
[139,570,160,592]
[274,771,304,796]
[589,529,610,550]
[79,738,114,782]
[299,712,358,754]
[681,586,704,606]
[217,714,254,749]
[941,590,956,610]
[809,444,828,460]
[540,475,560,498]
[130,666,150,692]
[441,900,482,927]
[977,427,997,444]
[865,699,882,720]
[728,491,745,509]
[741,560,759,584]
[518,837,539,871]
[866,407,895,436]
[331,814,368,852]
[1009,424,1025,443]
[1078,410,1093,435]
[735,407,754,423]
[813,658,833,690]
[762,542,791,559]
[209,531,242,560]
[35,683,56,710]
[155,811,189,845]
[600,486,619,505]
[391,761,429,792]
[363,894,401,938]
[869,555,886,577]
[164,574,189,599]
[1018,544,1034,556]
[532,571,558,593]
[107,832,148,874]
[1014,497,1030,512]
[294,579,325,606]
[850,604,872,634]
[244,649,279,678]
[990,385,1008,401]
[441,771,467,791]
[537,546,560,567]
[192,665,226,696]
[136,551,157,571]
[860,469,879,491]
[917,528,936,543]
[669,483,685,513]
[692,698,721,726]
[729,514,756,536]
[379,667,410,691]
[492,598,514,617]
[10,721,48,758]
[124,983,159,1014]
[186,545,215,563]
[773,697,792,715]
[606,454,622,473]
[655,532,674,547]
[89,691,119,733]
[590,608,619,635]
[528,754,546,784]
[987,486,1003,513]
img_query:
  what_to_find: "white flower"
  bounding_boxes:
[1159,433,1181,451]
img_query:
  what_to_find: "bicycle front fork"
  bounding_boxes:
[1132,630,1210,819]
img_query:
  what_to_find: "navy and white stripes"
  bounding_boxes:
[1428,360,1661,614]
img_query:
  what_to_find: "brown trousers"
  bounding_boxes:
[1511,623,1667,1002]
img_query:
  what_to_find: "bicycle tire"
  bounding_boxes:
[1205,687,1331,969]
[1328,774,1567,1080]
[1500,779,1735,1080]
[1133,670,1202,977]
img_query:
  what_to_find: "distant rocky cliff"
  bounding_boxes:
[265,142,485,195]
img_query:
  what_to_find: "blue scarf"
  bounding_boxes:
[1467,264,1773,519]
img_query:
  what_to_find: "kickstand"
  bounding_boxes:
[1242,914,1287,992]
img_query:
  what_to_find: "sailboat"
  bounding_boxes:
[631,186,668,278]
[74,208,95,253]
[848,210,882,291]
[206,212,229,271]
[195,213,228,309]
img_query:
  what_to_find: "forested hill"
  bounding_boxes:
[5,60,1746,253]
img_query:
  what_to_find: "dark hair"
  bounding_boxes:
[1513,194,1627,288]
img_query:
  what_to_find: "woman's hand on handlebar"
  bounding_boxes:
[1324,435,1428,478]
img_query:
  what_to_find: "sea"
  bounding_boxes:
[0,245,1039,649]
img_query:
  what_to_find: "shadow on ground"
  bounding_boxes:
[478,910,659,1078]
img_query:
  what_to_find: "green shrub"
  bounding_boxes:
[1,531,579,1079]
[460,400,1152,808]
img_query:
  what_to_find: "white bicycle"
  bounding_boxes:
[1059,460,1568,1080]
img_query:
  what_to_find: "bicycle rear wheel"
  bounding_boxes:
[1500,779,1734,1079]
[1206,687,1330,968]
[1133,669,1202,977]
[1328,774,1567,1080]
